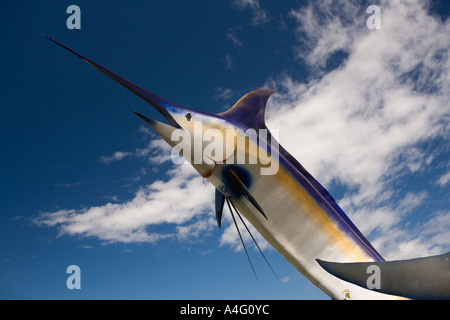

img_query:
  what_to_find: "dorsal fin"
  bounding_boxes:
[218,89,276,129]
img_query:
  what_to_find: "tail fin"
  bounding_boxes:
[317,252,450,299]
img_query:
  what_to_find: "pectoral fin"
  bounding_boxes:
[215,189,226,228]
[228,168,267,220]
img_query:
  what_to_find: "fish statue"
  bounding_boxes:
[45,36,449,300]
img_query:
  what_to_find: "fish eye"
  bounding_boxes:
[185,112,192,121]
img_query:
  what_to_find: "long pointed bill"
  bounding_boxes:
[45,35,181,129]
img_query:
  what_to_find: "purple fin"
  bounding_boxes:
[218,89,276,130]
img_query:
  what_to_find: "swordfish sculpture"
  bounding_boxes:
[46,36,450,300]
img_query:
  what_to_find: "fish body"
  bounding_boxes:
[140,90,396,299]
[46,36,423,299]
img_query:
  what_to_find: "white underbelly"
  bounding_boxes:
[208,163,401,300]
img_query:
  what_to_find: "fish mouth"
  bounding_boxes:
[44,35,183,129]
[132,111,181,149]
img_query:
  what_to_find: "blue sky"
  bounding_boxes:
[1,0,449,300]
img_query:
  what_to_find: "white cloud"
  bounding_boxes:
[437,170,450,187]
[232,0,270,26]
[265,0,450,259]
[226,29,243,47]
[288,0,359,69]
[215,87,235,101]
[224,54,234,71]
[99,134,173,165]
[99,151,130,164]
[35,0,449,261]
[35,165,216,244]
